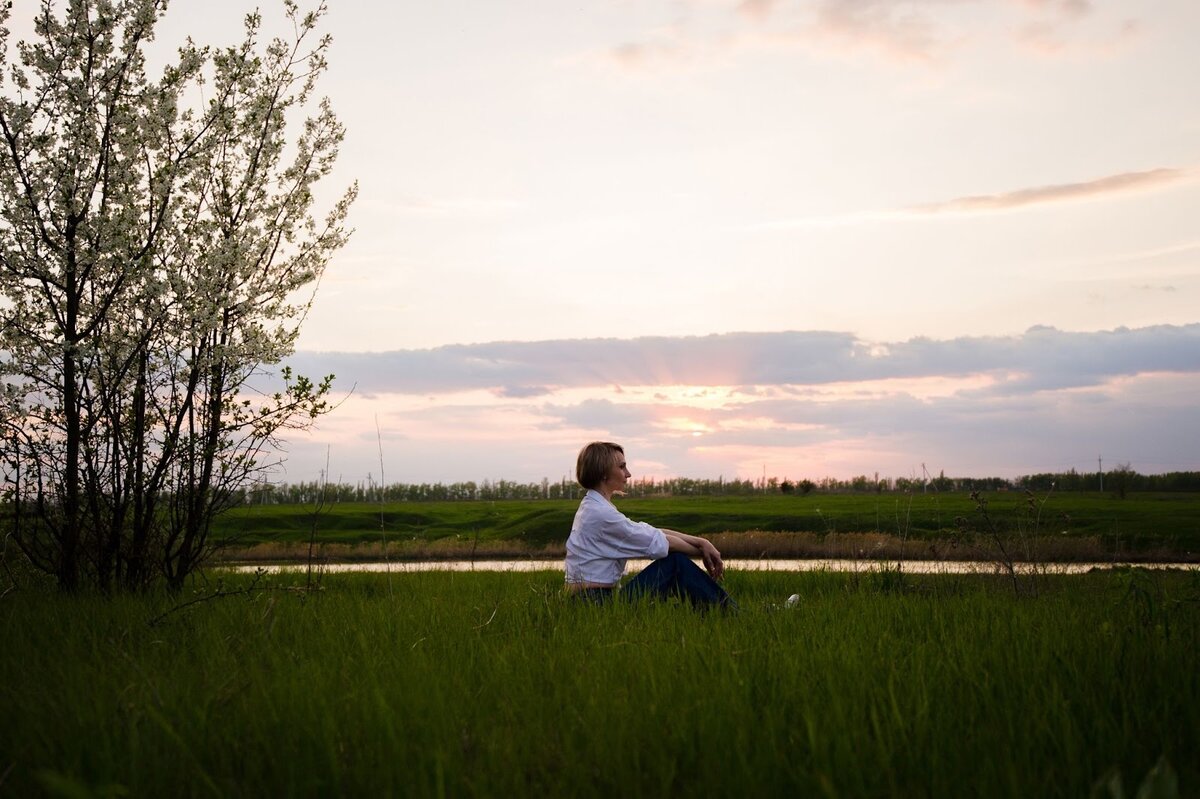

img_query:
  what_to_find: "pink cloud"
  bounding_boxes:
[737,0,778,23]
[580,0,1141,75]
[912,168,1191,214]
[1016,0,1092,20]
[810,1,945,64]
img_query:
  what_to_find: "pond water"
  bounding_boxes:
[229,558,1198,575]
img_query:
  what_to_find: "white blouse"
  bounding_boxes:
[564,489,669,586]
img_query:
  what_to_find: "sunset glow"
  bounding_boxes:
[36,0,1192,484]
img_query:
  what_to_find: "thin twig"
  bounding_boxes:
[375,414,392,597]
[305,446,331,593]
[148,569,266,627]
[148,579,318,628]
[473,606,498,630]
[970,491,1020,596]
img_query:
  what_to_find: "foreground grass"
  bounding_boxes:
[2,569,1198,797]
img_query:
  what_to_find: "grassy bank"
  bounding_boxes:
[2,569,1197,797]
[212,491,1200,561]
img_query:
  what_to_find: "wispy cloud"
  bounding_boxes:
[583,0,1139,75]
[607,37,695,70]
[737,0,778,23]
[748,167,1194,229]
[911,168,1191,214]
[1017,0,1093,20]
[810,0,945,64]
[1015,15,1140,57]
[595,1,949,72]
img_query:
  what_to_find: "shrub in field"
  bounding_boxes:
[0,1,354,591]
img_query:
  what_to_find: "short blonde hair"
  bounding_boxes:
[576,442,623,490]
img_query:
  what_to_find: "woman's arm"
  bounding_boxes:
[663,530,725,581]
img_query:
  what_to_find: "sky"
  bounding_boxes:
[11,0,1200,485]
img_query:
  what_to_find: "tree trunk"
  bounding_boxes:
[60,243,81,592]
[125,348,150,591]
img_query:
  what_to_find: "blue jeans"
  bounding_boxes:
[620,552,736,610]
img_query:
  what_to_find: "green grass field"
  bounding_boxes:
[2,569,1197,797]
[213,491,1200,559]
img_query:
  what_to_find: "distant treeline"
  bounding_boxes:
[233,468,1200,505]
[1015,467,1200,494]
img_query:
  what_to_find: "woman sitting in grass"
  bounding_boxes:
[565,441,735,610]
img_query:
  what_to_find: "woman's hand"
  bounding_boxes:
[664,530,725,581]
[699,539,724,581]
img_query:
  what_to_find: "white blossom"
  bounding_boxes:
[0,0,355,591]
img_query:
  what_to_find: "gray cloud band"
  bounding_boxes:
[287,324,1200,396]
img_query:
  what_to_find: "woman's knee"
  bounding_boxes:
[661,551,693,570]
[661,551,705,574]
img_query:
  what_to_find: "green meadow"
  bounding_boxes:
[2,568,1197,797]
[213,491,1200,561]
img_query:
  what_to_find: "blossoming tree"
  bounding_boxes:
[0,0,356,591]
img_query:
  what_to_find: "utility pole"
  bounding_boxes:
[1098,455,1103,492]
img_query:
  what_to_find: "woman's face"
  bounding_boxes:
[602,451,631,493]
